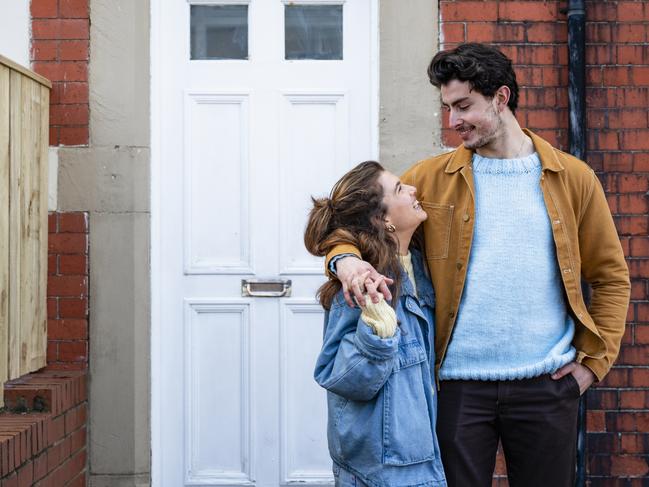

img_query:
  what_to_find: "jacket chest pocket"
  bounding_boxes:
[383,341,437,465]
[421,202,454,260]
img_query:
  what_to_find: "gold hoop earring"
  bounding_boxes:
[386,223,396,233]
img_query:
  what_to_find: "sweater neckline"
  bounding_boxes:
[472,152,541,174]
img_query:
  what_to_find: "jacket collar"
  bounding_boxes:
[444,128,565,174]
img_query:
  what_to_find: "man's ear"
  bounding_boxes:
[495,85,511,112]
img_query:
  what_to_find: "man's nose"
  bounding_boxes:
[450,110,462,128]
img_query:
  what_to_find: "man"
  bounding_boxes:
[325,43,630,487]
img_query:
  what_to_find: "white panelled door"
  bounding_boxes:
[155,1,377,486]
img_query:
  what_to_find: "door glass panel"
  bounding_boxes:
[285,5,343,60]
[191,5,248,60]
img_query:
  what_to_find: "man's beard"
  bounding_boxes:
[464,105,503,150]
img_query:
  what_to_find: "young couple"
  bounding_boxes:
[304,43,630,487]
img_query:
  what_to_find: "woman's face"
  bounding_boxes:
[378,171,427,233]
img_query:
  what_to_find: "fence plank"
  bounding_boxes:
[34,85,49,371]
[8,70,22,379]
[0,65,10,406]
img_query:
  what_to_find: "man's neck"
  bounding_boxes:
[475,121,533,159]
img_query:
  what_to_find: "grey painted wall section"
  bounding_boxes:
[56,0,151,486]
[379,0,443,175]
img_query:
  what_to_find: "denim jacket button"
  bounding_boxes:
[456,262,463,270]
[462,214,470,222]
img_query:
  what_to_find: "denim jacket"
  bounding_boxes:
[314,250,447,487]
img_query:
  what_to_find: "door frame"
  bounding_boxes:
[150,1,379,484]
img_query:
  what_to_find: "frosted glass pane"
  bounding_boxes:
[191,5,248,60]
[285,5,343,60]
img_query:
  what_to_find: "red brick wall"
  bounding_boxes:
[0,371,88,486]
[30,0,90,146]
[439,1,649,484]
[47,212,89,370]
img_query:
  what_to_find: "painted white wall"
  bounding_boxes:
[0,0,31,67]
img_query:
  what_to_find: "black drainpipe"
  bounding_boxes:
[567,1,587,486]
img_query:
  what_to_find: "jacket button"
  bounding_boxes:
[456,262,463,270]
[449,311,455,318]
[463,214,470,222]
[553,219,561,225]
[563,268,572,274]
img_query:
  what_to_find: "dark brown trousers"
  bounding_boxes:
[436,374,581,487]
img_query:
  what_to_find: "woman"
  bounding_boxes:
[304,161,447,487]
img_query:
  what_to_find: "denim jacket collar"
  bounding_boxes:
[400,248,435,308]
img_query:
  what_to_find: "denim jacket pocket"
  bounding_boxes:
[383,340,436,465]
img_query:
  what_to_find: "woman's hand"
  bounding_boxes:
[336,256,393,307]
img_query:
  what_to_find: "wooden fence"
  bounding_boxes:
[0,55,51,407]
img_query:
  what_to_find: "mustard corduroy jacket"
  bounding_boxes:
[326,129,630,382]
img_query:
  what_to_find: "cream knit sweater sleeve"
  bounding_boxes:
[360,294,397,339]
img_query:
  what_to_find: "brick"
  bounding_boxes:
[31,0,59,18]
[32,19,89,41]
[621,130,649,150]
[59,0,89,18]
[498,2,557,21]
[619,194,649,214]
[58,213,88,233]
[609,109,649,129]
[49,126,60,146]
[618,345,649,365]
[587,410,606,432]
[633,67,649,85]
[441,1,498,21]
[50,104,89,126]
[464,23,496,43]
[633,153,649,171]
[618,174,649,192]
[620,389,649,408]
[48,254,57,275]
[58,298,87,319]
[58,126,89,146]
[59,40,89,61]
[47,320,88,340]
[47,342,58,363]
[69,427,85,454]
[33,452,47,481]
[59,255,87,275]
[57,342,88,363]
[47,234,87,254]
[442,23,465,43]
[610,455,649,477]
[602,66,631,85]
[33,61,88,83]
[526,23,567,43]
[16,459,33,486]
[621,434,649,454]
[52,82,88,105]
[47,298,58,320]
[48,213,58,233]
[614,24,646,43]
[630,367,649,388]
[31,41,59,62]
[47,276,88,297]
[590,2,618,22]
[617,2,646,22]
[617,45,649,65]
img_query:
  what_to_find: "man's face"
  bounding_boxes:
[441,79,503,150]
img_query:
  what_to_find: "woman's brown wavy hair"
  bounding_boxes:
[304,161,421,310]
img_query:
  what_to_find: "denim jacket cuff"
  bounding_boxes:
[354,320,400,361]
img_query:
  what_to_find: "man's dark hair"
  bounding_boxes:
[427,43,519,114]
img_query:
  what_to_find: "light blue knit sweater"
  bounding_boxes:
[438,152,576,381]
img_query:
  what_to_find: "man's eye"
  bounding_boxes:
[459,105,469,110]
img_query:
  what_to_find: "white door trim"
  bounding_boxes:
[149,1,379,484]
